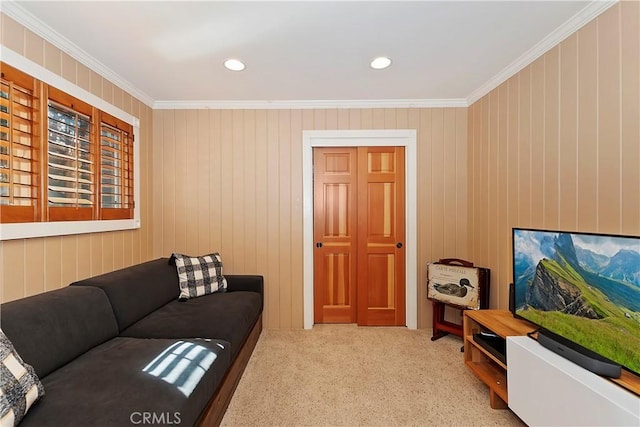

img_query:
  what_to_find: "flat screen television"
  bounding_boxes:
[512,228,640,378]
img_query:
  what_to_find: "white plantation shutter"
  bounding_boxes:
[100,115,133,219]
[47,99,95,220]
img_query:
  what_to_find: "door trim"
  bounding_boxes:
[303,129,417,329]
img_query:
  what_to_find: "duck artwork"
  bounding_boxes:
[433,278,475,298]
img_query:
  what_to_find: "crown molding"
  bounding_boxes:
[153,98,469,110]
[3,0,616,111]
[2,1,155,108]
[466,0,618,105]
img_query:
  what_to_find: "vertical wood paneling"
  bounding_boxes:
[361,109,373,129]
[349,109,362,129]
[90,235,102,276]
[496,83,509,306]
[443,109,457,257]
[254,109,269,324]
[487,91,499,309]
[162,111,176,255]
[150,105,467,329]
[61,52,76,83]
[479,97,489,267]
[232,110,245,270]
[24,29,44,67]
[469,4,639,311]
[544,47,560,229]
[559,34,579,229]
[102,80,114,105]
[278,110,292,328]
[518,67,532,227]
[152,110,164,258]
[185,111,200,255]
[577,21,598,231]
[102,232,114,274]
[112,232,124,270]
[209,110,223,251]
[431,109,445,258]
[530,57,545,226]
[44,237,62,291]
[326,109,338,130]
[197,110,212,254]
[77,235,91,280]
[60,236,77,285]
[266,110,280,328]
[122,233,133,268]
[3,240,25,301]
[77,64,91,92]
[1,15,24,54]
[242,111,257,272]
[455,108,469,261]
[24,239,44,296]
[620,0,640,235]
[43,41,61,75]
[220,110,234,262]
[337,109,350,129]
[507,76,520,229]
[174,110,188,253]
[290,110,304,327]
[372,109,385,129]
[597,5,621,233]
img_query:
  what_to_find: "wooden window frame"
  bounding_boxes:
[0,49,140,241]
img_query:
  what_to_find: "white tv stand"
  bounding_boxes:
[507,336,640,426]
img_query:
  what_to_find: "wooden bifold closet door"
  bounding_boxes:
[313,146,405,326]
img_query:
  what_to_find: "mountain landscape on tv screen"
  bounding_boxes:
[514,230,640,375]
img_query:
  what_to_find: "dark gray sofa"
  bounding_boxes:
[0,258,263,426]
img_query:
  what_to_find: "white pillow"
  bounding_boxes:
[172,253,228,300]
[0,329,45,426]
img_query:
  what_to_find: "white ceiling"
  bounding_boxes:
[7,1,610,106]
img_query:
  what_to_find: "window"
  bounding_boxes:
[100,113,133,219]
[0,60,136,232]
[47,93,95,221]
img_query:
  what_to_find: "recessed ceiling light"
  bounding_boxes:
[224,59,245,71]
[370,56,392,70]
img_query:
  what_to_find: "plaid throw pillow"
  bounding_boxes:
[172,253,227,300]
[0,329,44,426]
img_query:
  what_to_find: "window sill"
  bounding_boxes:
[0,219,141,241]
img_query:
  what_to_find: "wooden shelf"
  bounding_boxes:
[463,309,535,409]
[467,335,507,370]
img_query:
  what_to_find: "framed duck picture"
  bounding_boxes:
[427,260,489,310]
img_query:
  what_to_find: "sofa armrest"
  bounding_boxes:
[225,275,263,297]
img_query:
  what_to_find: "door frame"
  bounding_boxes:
[302,129,417,329]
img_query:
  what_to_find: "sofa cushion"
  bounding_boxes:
[0,330,45,426]
[71,258,180,332]
[121,291,262,358]
[18,337,231,427]
[0,286,118,378]
[172,253,227,300]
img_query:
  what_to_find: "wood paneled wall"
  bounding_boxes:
[0,14,154,302]
[468,2,640,311]
[152,108,468,329]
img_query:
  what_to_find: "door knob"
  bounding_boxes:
[316,242,323,248]
[396,242,403,249]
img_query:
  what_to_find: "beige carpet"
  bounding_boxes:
[221,325,525,426]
